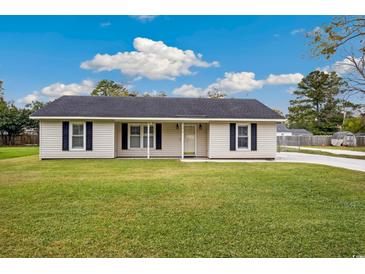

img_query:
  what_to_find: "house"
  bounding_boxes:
[290,128,313,136]
[276,123,312,136]
[31,96,285,159]
[276,124,292,136]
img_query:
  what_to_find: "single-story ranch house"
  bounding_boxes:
[31,96,285,159]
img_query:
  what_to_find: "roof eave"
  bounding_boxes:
[30,116,286,122]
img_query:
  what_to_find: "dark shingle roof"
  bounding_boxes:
[277,123,291,132]
[290,129,312,136]
[277,124,313,135]
[31,96,284,120]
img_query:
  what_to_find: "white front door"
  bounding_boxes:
[184,125,196,156]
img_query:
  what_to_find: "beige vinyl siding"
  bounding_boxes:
[116,122,208,158]
[39,120,115,159]
[208,122,277,159]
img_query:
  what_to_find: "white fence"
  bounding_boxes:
[277,136,365,147]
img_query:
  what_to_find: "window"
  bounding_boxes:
[129,124,155,148]
[71,122,85,150]
[143,125,154,148]
[130,125,141,148]
[237,125,249,149]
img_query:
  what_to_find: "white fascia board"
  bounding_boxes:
[30,116,286,122]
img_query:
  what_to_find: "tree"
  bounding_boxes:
[343,115,365,133]
[24,101,47,133]
[0,80,4,98]
[0,80,6,112]
[207,87,226,98]
[91,80,138,97]
[307,16,365,95]
[0,103,29,145]
[0,80,44,145]
[288,70,351,134]
[272,109,284,117]
[143,91,167,97]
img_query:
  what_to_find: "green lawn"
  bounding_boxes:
[304,146,365,152]
[0,155,365,257]
[0,146,39,160]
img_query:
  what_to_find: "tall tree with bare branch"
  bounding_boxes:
[307,16,365,96]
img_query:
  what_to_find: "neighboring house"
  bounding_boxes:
[31,96,285,159]
[276,124,312,136]
[276,124,292,136]
[290,128,313,136]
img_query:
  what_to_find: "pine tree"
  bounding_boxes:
[91,80,137,97]
[288,70,350,134]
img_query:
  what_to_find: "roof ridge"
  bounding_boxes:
[58,95,259,101]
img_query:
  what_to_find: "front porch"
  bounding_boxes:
[115,122,209,159]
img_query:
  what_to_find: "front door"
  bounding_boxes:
[184,125,196,156]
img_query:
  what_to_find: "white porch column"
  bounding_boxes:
[147,123,150,159]
[181,122,184,159]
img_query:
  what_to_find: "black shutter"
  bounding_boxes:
[156,123,162,150]
[122,123,128,150]
[86,121,93,151]
[229,123,236,151]
[62,121,69,151]
[251,123,257,151]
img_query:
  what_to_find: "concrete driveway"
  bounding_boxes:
[282,146,365,156]
[182,152,365,172]
[276,152,365,172]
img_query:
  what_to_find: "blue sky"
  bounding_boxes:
[0,15,355,113]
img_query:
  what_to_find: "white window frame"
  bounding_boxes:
[128,123,156,149]
[236,123,250,151]
[142,124,155,149]
[69,122,86,151]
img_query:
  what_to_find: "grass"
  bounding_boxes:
[0,146,39,160]
[1,153,365,258]
[303,146,365,152]
[283,147,365,160]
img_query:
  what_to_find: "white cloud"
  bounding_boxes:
[208,72,264,94]
[173,71,303,97]
[291,28,305,35]
[41,80,95,98]
[81,37,219,80]
[265,73,304,85]
[172,84,205,97]
[100,22,111,28]
[291,26,321,36]
[132,16,157,22]
[18,80,95,104]
[17,91,40,104]
[331,57,360,75]
[319,56,361,75]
